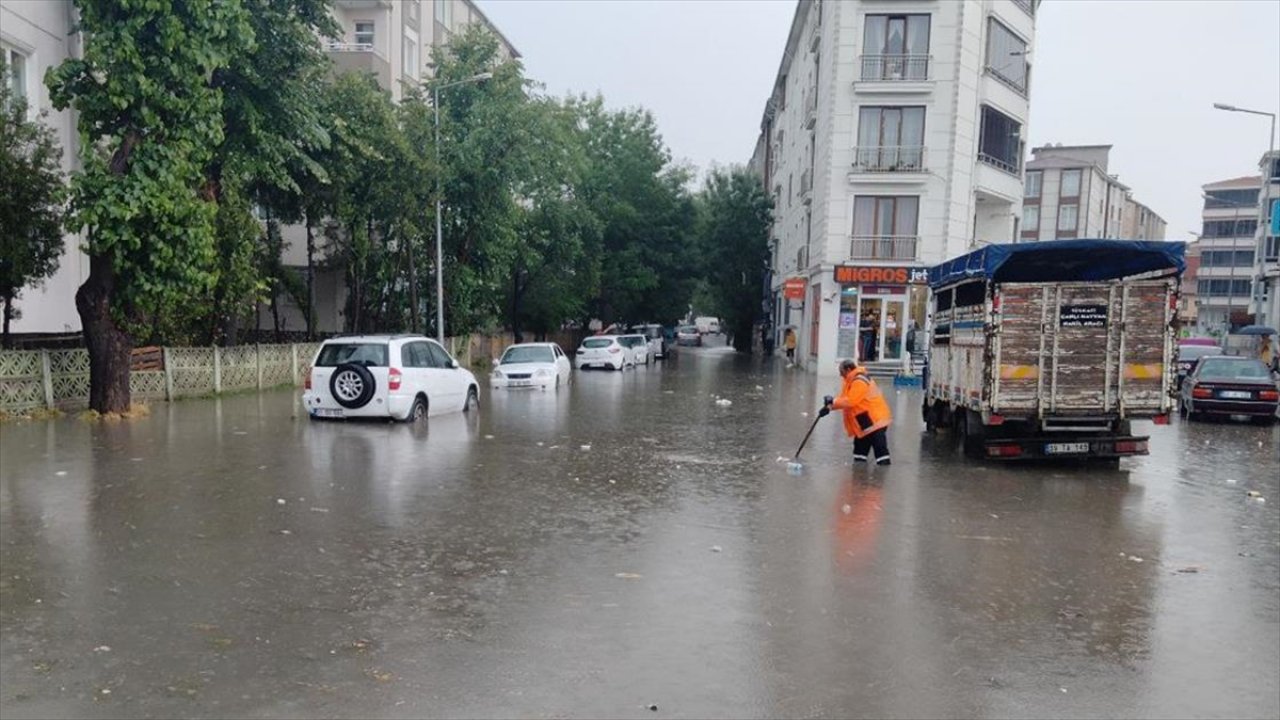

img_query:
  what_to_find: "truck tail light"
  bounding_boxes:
[987,414,1005,426]
[1115,440,1148,454]
[1152,414,1170,425]
[1260,390,1279,401]
[304,372,311,390]
[389,368,403,391]
[986,443,1022,458]
[992,292,1001,313]
[1192,386,1213,399]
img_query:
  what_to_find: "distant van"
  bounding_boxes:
[694,317,720,335]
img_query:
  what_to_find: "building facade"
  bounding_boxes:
[1179,239,1200,329]
[752,0,1037,376]
[1,0,517,338]
[1251,150,1280,330]
[1020,144,1166,242]
[1198,175,1260,334]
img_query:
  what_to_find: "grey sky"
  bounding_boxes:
[481,0,1280,243]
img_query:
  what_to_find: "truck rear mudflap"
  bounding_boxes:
[982,435,1150,460]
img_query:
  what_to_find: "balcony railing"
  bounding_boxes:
[1012,0,1035,17]
[978,152,1020,176]
[804,93,817,129]
[324,40,377,53]
[852,146,926,173]
[860,54,930,82]
[850,236,919,261]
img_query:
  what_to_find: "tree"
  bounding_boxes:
[0,60,65,348]
[48,0,254,412]
[695,168,773,352]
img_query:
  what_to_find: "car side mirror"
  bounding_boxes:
[446,359,457,369]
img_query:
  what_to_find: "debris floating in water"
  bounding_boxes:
[715,398,732,407]
[276,498,286,505]
[614,572,642,579]
[580,444,592,451]
[710,545,722,553]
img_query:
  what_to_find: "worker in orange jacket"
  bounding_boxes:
[818,358,893,465]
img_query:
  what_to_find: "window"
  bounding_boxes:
[1203,188,1259,210]
[402,342,431,368]
[315,343,388,367]
[1197,279,1253,297]
[978,105,1022,175]
[1024,171,1041,198]
[402,30,419,77]
[985,18,1029,94]
[1200,250,1255,267]
[1022,205,1039,232]
[2,46,27,107]
[1060,169,1081,198]
[1264,236,1280,262]
[852,196,920,259]
[435,0,452,26]
[856,106,925,170]
[407,1,418,21]
[1202,219,1257,238]
[862,14,930,81]
[1057,204,1078,233]
[354,21,375,48]
[426,342,453,368]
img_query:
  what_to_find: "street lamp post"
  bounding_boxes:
[433,71,493,344]
[1213,102,1277,337]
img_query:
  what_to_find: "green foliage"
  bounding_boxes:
[48,0,255,327]
[694,168,774,352]
[0,59,66,341]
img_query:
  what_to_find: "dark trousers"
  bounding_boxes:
[853,428,890,464]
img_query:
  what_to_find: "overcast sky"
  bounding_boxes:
[481,0,1280,242]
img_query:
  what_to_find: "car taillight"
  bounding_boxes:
[1115,440,1148,454]
[1260,390,1279,401]
[389,368,402,391]
[986,443,1022,458]
[608,348,621,354]
[991,292,1001,314]
[1191,386,1213,399]
[304,372,311,390]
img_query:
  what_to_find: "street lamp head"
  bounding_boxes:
[472,72,494,82]
[1214,102,1239,111]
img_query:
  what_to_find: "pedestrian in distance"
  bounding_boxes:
[819,358,893,465]
[784,328,797,366]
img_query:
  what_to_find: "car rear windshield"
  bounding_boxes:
[582,338,614,349]
[502,346,554,364]
[1177,346,1220,361]
[1197,358,1271,379]
[315,343,388,367]
[679,326,697,333]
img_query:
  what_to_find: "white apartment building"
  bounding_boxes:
[1251,150,1280,329]
[752,0,1037,376]
[0,0,516,338]
[1020,144,1166,243]
[1198,175,1260,333]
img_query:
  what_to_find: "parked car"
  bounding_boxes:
[1180,356,1279,423]
[676,325,702,347]
[575,335,631,370]
[618,334,651,365]
[695,316,720,335]
[303,335,478,421]
[490,342,571,391]
[1176,343,1223,389]
[629,323,668,360]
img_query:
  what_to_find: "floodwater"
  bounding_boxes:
[2,343,1277,719]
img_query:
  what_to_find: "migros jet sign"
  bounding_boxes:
[834,265,928,285]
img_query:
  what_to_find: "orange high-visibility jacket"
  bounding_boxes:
[830,367,892,438]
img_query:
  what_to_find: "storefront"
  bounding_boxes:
[833,265,929,367]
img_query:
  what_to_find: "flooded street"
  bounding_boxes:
[2,345,1278,719]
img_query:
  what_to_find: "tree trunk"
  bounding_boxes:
[408,237,420,334]
[77,254,132,413]
[305,214,316,340]
[2,288,13,349]
[271,284,282,343]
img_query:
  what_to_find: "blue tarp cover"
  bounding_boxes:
[928,239,1186,289]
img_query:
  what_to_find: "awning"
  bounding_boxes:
[928,240,1186,289]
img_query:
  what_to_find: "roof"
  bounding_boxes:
[1203,175,1261,190]
[468,0,522,59]
[928,240,1186,289]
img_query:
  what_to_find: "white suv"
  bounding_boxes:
[303,335,479,421]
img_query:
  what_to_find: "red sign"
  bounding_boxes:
[783,277,807,299]
[834,265,928,285]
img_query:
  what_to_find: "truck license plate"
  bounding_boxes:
[1045,442,1089,455]
[1219,391,1251,399]
[316,408,344,418]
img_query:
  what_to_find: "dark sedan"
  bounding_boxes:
[1180,356,1279,424]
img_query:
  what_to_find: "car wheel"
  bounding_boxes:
[463,386,479,413]
[959,410,985,459]
[330,363,375,409]
[406,395,428,422]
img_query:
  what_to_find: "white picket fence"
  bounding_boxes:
[0,343,322,413]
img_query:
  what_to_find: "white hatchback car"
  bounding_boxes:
[575,335,631,370]
[491,342,572,391]
[617,334,650,365]
[303,335,479,421]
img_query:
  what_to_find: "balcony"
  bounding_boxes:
[1012,0,1035,17]
[860,54,931,83]
[325,41,392,90]
[850,236,919,261]
[977,152,1019,176]
[800,169,813,204]
[852,146,926,174]
[809,18,821,52]
[804,93,817,129]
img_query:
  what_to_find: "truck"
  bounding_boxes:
[922,239,1186,460]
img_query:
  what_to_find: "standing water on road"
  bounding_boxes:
[2,346,1277,719]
